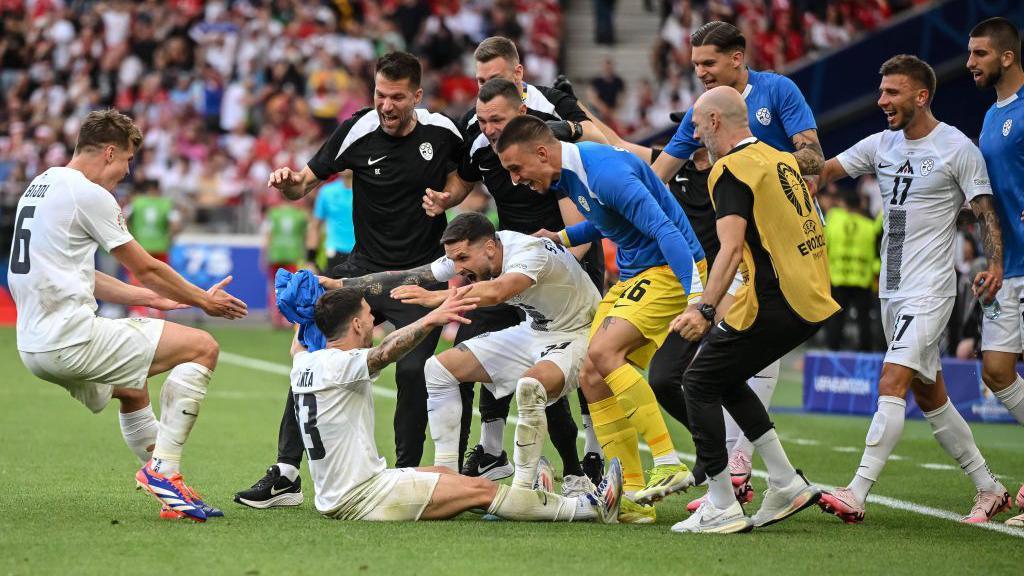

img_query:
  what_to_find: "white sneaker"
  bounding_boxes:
[670,499,752,534]
[751,470,822,528]
[561,474,596,499]
[532,456,554,493]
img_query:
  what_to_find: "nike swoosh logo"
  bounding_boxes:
[890,345,908,351]
[612,302,631,308]
[270,485,292,496]
[478,460,502,473]
[878,162,893,168]
[515,441,535,447]
[674,175,687,182]
[479,166,491,171]
[182,410,198,417]
[368,156,387,165]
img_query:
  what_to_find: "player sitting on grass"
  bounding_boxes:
[289,285,622,522]
[323,212,601,499]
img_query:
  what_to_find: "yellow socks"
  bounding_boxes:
[589,396,645,492]
[606,364,680,466]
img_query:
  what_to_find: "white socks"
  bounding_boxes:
[725,360,779,460]
[581,414,602,456]
[751,428,797,488]
[277,463,300,482]
[487,484,582,521]
[424,357,462,472]
[993,375,1024,425]
[120,405,159,464]
[512,378,548,488]
[850,395,905,502]
[152,362,211,476]
[924,400,1001,493]
[480,418,505,456]
[707,470,735,509]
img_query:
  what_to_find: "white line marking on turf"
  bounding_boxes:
[919,463,959,471]
[219,351,1024,540]
[832,446,860,453]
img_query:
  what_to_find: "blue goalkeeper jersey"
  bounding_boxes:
[663,68,816,161]
[979,85,1024,278]
[553,141,704,292]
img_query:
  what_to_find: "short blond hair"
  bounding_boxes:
[74,109,143,155]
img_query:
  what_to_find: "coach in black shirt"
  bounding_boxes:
[235,52,466,508]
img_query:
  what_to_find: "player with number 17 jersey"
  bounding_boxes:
[836,122,991,378]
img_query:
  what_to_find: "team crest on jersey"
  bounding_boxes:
[920,158,934,176]
[577,195,590,212]
[419,142,434,160]
[756,108,771,125]
[1003,119,1013,137]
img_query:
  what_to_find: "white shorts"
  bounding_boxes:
[19,317,164,413]
[327,468,441,521]
[461,322,587,405]
[881,296,954,384]
[981,276,1024,354]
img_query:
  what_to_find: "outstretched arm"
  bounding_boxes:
[366,288,478,374]
[391,272,534,309]
[94,271,188,311]
[970,194,1004,302]
[321,263,439,297]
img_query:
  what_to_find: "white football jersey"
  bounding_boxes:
[290,348,386,514]
[431,230,600,332]
[8,167,133,352]
[837,122,992,298]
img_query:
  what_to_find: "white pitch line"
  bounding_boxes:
[219,351,1024,539]
[919,463,959,471]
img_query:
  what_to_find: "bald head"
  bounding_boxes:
[691,85,753,163]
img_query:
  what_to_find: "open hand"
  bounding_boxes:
[202,276,248,319]
[424,286,479,326]
[532,228,562,243]
[391,285,445,308]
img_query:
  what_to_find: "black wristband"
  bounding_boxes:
[547,120,582,142]
[306,248,318,263]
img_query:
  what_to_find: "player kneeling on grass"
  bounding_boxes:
[323,212,602,499]
[291,285,622,522]
[9,109,249,522]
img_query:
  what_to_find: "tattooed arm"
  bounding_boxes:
[791,129,825,176]
[969,194,1004,303]
[366,288,478,374]
[320,263,439,297]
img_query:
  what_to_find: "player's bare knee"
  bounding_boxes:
[587,346,625,378]
[191,330,219,370]
[981,362,1015,391]
[112,386,149,411]
[878,369,911,399]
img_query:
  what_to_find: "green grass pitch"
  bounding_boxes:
[1,325,1022,575]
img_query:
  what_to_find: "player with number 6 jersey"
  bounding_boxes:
[324,212,601,497]
[815,55,1010,525]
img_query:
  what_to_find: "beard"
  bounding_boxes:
[980,67,1003,89]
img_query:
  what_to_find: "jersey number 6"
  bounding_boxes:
[10,206,34,274]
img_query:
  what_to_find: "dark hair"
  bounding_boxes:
[970,17,1022,67]
[314,288,366,341]
[691,21,746,53]
[879,54,937,103]
[75,109,143,155]
[375,51,422,88]
[494,114,555,154]
[478,78,521,106]
[440,212,496,245]
[474,36,520,66]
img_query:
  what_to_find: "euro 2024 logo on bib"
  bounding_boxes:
[756,107,771,126]
[419,142,434,161]
[1003,119,1012,137]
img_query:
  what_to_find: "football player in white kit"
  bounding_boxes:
[290,285,622,522]
[812,55,1011,524]
[8,110,248,522]
[325,212,601,497]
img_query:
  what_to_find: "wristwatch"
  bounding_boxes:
[697,303,716,322]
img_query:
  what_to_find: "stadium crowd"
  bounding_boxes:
[0,0,562,233]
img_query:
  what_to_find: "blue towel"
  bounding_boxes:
[275,268,327,352]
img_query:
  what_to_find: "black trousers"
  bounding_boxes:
[683,303,822,478]
[276,259,462,468]
[454,304,583,474]
[825,285,872,351]
[647,330,701,430]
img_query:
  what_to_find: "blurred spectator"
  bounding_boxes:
[311,172,356,272]
[594,0,617,45]
[263,199,310,328]
[124,180,182,318]
[824,187,880,352]
[589,58,626,122]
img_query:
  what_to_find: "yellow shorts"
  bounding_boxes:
[590,260,706,369]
